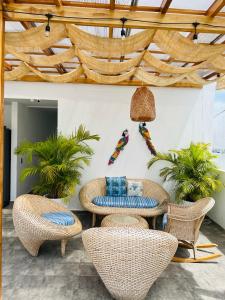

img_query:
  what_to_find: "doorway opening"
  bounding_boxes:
[3,98,58,207]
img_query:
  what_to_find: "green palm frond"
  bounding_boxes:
[16,124,100,199]
[148,143,223,202]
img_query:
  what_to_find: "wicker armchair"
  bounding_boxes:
[13,194,82,257]
[165,197,221,262]
[79,178,169,227]
[82,227,178,300]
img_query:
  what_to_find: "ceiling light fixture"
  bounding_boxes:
[192,22,200,44]
[120,17,127,40]
[45,13,53,37]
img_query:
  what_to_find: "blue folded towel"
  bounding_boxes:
[42,211,75,226]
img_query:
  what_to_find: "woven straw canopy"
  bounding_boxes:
[4,23,225,88]
[130,87,156,122]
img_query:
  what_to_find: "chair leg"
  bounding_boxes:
[61,239,68,257]
[192,243,196,260]
[92,213,96,227]
[19,237,44,257]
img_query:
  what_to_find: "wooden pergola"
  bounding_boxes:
[1,0,225,294]
[2,0,225,84]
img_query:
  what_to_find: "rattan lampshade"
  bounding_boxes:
[130,86,156,122]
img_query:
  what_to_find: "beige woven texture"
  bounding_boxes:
[4,23,225,87]
[101,214,149,229]
[26,64,84,83]
[4,63,29,81]
[79,178,169,217]
[5,23,67,52]
[66,24,155,56]
[13,194,82,256]
[77,47,142,75]
[130,86,156,122]
[153,30,225,62]
[82,227,178,300]
[165,197,215,243]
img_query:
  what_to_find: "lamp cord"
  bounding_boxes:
[2,8,225,29]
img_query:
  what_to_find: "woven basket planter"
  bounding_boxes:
[130,86,156,122]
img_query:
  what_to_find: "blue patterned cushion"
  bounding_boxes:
[42,212,75,226]
[92,196,158,208]
[105,176,127,197]
[127,180,143,197]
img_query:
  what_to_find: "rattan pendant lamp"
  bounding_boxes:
[130,86,156,122]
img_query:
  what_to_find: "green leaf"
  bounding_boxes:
[15,125,100,200]
[148,143,223,203]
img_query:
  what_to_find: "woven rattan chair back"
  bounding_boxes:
[166,197,215,243]
[82,227,178,300]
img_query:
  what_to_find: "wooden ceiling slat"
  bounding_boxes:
[4,61,12,71]
[210,34,224,44]
[110,0,115,10]
[6,1,225,17]
[108,0,115,53]
[3,3,225,33]
[160,0,173,14]
[20,20,67,74]
[203,72,217,79]
[54,0,63,7]
[206,0,225,17]
[16,75,202,88]
[3,1,225,87]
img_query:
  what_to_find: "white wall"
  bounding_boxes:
[5,81,215,209]
[208,171,225,229]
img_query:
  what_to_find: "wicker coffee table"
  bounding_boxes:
[101,214,149,229]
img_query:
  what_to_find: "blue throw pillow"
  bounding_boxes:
[105,176,127,197]
[42,211,75,226]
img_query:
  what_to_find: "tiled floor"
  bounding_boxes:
[3,209,225,300]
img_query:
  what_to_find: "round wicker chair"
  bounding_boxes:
[79,178,169,227]
[13,194,82,257]
[82,227,178,300]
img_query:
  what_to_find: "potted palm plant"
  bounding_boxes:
[148,143,223,203]
[16,125,100,206]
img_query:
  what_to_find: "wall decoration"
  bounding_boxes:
[130,86,156,122]
[4,23,225,88]
[108,130,129,165]
[139,123,157,156]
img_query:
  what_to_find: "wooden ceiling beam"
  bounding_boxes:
[0,5,5,277]
[4,1,225,16]
[4,3,225,33]
[54,0,62,7]
[7,75,201,88]
[206,0,225,17]
[110,0,115,10]
[4,61,12,70]
[8,64,79,69]
[203,72,218,79]
[160,0,173,14]
[210,34,224,44]
[6,57,209,65]
[108,0,115,53]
